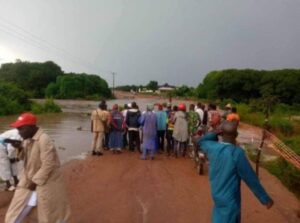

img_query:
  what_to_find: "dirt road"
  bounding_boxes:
[1,150,298,223]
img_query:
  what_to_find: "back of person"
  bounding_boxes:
[110,110,124,131]
[142,111,157,138]
[91,108,108,132]
[204,141,242,204]
[173,111,188,142]
[126,109,141,129]
[156,110,167,131]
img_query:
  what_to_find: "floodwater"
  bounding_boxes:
[0,99,275,164]
[0,99,166,164]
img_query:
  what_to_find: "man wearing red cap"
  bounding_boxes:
[5,112,70,223]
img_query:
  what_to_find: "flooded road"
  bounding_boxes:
[0,99,172,163]
[0,99,276,164]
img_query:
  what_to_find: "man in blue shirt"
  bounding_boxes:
[155,104,167,153]
[195,121,273,223]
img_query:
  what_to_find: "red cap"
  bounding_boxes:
[178,103,186,111]
[10,112,37,128]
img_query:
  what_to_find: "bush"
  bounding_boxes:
[31,98,61,114]
[269,116,294,136]
[0,81,31,116]
[264,158,300,198]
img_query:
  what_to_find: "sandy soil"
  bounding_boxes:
[0,150,299,223]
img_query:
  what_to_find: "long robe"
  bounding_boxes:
[5,128,70,223]
[198,133,272,223]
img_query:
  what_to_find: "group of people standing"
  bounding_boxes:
[90,100,241,160]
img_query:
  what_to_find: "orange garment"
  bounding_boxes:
[226,113,240,124]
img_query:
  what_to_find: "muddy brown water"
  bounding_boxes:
[0,99,277,164]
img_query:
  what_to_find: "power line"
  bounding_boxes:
[0,16,110,74]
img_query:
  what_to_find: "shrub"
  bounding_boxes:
[264,158,300,198]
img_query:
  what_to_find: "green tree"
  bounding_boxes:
[146,81,158,91]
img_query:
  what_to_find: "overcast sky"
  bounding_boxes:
[0,0,300,87]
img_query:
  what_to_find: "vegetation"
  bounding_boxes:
[0,60,63,98]
[196,69,300,105]
[0,60,111,100]
[265,159,300,198]
[31,98,62,114]
[45,73,111,99]
[0,81,31,116]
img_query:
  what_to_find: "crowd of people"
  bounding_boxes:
[90,100,241,160]
[0,101,275,223]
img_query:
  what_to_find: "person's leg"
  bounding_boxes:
[141,147,147,159]
[91,132,99,155]
[5,180,11,190]
[134,131,141,153]
[161,130,165,152]
[13,176,19,187]
[96,131,105,155]
[15,205,34,223]
[166,130,171,155]
[128,131,134,151]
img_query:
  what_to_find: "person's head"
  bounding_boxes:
[99,101,106,110]
[189,104,195,111]
[147,104,154,111]
[173,105,178,112]
[178,103,186,112]
[10,113,38,139]
[225,103,232,110]
[157,104,163,111]
[124,104,129,109]
[208,103,216,111]
[131,102,138,109]
[112,104,118,111]
[197,102,202,109]
[231,107,237,113]
[221,121,238,144]
[167,102,172,109]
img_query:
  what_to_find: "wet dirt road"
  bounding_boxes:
[63,152,298,223]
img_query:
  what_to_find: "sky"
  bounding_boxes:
[0,0,300,87]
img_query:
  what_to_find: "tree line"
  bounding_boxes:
[0,60,111,99]
[196,69,300,105]
[0,60,111,115]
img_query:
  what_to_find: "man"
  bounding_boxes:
[226,107,240,126]
[91,101,109,156]
[222,103,232,121]
[187,104,200,136]
[173,103,189,157]
[126,102,141,152]
[155,104,167,153]
[140,104,157,160]
[5,112,70,223]
[195,121,273,223]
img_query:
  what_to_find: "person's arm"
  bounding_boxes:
[196,132,219,153]
[31,135,59,187]
[236,150,273,208]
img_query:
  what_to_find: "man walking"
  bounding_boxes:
[195,121,273,223]
[5,112,70,223]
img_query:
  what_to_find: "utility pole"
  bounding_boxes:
[112,72,116,96]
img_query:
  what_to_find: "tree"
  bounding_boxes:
[146,81,158,91]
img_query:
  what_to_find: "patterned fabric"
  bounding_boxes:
[187,111,199,134]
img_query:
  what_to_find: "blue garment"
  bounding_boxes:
[109,111,124,149]
[140,111,157,159]
[198,133,272,223]
[155,111,167,131]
